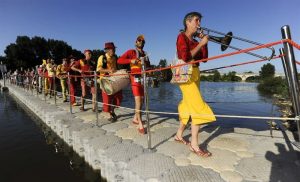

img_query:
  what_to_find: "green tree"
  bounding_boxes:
[157,59,172,81]
[91,49,105,61]
[158,59,167,67]
[257,77,288,95]
[31,36,49,61]
[257,63,288,96]
[4,35,83,70]
[259,63,275,78]
[48,39,73,63]
[221,71,240,82]
[213,70,221,82]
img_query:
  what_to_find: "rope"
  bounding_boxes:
[5,38,299,123]
[10,81,298,122]
[202,55,282,72]
[5,39,298,80]
[30,39,286,79]
[287,39,300,50]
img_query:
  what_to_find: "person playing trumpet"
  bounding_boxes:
[175,12,216,157]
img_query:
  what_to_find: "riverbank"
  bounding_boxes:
[1,81,300,182]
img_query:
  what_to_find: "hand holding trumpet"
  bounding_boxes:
[196,28,209,46]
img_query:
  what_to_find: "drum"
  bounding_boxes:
[99,69,130,95]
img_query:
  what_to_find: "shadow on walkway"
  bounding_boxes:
[265,143,300,182]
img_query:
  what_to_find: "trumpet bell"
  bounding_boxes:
[210,32,233,51]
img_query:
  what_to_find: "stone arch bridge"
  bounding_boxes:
[201,72,285,81]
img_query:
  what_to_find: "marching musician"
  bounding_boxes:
[56,58,70,102]
[118,35,150,135]
[97,42,123,121]
[71,50,97,111]
[175,12,215,157]
[46,59,56,98]
[68,55,80,106]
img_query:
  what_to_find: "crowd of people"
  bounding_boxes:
[7,34,150,135]
[5,12,216,157]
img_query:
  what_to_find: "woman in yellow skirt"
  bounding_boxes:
[175,12,216,157]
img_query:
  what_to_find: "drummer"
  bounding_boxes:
[118,35,150,134]
[97,42,123,121]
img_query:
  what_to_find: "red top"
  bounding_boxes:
[117,49,150,73]
[74,59,92,74]
[176,32,208,66]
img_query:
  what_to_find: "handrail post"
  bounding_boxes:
[142,57,151,149]
[54,74,56,105]
[36,74,39,96]
[94,71,99,126]
[44,75,46,102]
[281,25,300,144]
[279,48,294,106]
[68,73,72,114]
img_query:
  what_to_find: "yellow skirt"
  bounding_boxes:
[178,67,216,125]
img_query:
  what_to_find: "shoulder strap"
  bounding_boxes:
[102,54,107,69]
[135,49,140,58]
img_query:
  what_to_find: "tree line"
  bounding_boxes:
[0,35,104,71]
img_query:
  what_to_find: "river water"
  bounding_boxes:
[122,82,279,131]
[0,91,101,182]
[0,82,280,181]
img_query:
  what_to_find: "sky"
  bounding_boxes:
[0,0,299,73]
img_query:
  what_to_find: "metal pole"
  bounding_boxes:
[31,75,33,95]
[3,73,6,87]
[68,73,72,114]
[44,75,46,102]
[281,25,300,143]
[279,48,294,104]
[36,74,39,96]
[94,71,99,126]
[54,75,56,105]
[142,57,151,149]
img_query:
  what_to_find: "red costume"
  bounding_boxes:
[176,32,208,65]
[68,61,77,105]
[73,59,95,97]
[117,49,150,96]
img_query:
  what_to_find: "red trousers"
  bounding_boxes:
[102,90,123,112]
[69,81,76,104]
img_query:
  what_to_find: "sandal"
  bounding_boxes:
[138,127,145,135]
[174,135,190,145]
[189,144,212,157]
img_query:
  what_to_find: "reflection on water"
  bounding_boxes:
[0,91,102,182]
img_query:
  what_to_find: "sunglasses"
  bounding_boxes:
[137,39,145,43]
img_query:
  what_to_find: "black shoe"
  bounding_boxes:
[111,112,118,120]
[108,115,117,122]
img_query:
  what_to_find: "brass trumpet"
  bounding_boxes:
[197,26,275,60]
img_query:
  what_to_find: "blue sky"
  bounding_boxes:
[0,0,299,73]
